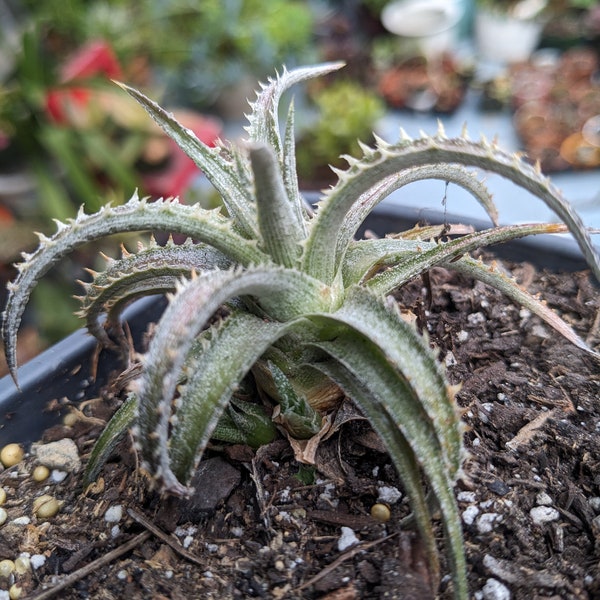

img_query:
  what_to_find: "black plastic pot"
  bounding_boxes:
[0,205,593,446]
[0,295,167,447]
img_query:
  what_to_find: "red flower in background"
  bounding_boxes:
[43,40,222,199]
[45,40,122,125]
[60,40,122,81]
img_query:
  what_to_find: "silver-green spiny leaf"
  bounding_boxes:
[366,222,573,294]
[266,360,322,439]
[116,83,259,240]
[312,357,444,585]
[303,130,600,285]
[330,162,499,263]
[214,397,278,448]
[77,238,231,348]
[245,62,345,167]
[2,193,267,382]
[251,145,304,267]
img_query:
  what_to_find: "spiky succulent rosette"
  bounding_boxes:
[3,63,600,599]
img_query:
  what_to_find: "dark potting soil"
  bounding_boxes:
[0,255,598,599]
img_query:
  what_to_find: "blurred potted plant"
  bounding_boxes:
[295,79,385,187]
[474,0,549,63]
[380,0,464,58]
[375,50,472,113]
[0,31,141,221]
[541,0,600,48]
[151,0,316,116]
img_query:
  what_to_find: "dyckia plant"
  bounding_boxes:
[3,63,600,599]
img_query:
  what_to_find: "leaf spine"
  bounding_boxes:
[399,128,412,142]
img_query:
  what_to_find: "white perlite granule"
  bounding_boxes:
[530,506,560,524]
[480,577,511,600]
[104,505,123,523]
[337,527,359,551]
[377,485,402,505]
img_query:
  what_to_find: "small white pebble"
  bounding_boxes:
[477,513,501,534]
[110,525,120,538]
[589,497,600,513]
[11,517,31,526]
[457,491,477,503]
[230,526,244,538]
[337,526,359,551]
[462,505,480,526]
[0,591,8,600]
[530,506,559,524]
[529,324,549,340]
[377,485,402,505]
[481,577,511,600]
[117,570,128,580]
[479,403,493,424]
[183,535,194,549]
[535,492,553,506]
[203,571,213,578]
[30,555,46,570]
[457,330,469,342]
[445,351,457,367]
[468,312,486,326]
[104,505,123,523]
[276,511,291,523]
[50,470,68,483]
[164,570,173,579]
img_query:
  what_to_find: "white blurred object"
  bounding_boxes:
[512,0,547,20]
[475,6,546,65]
[381,0,464,58]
